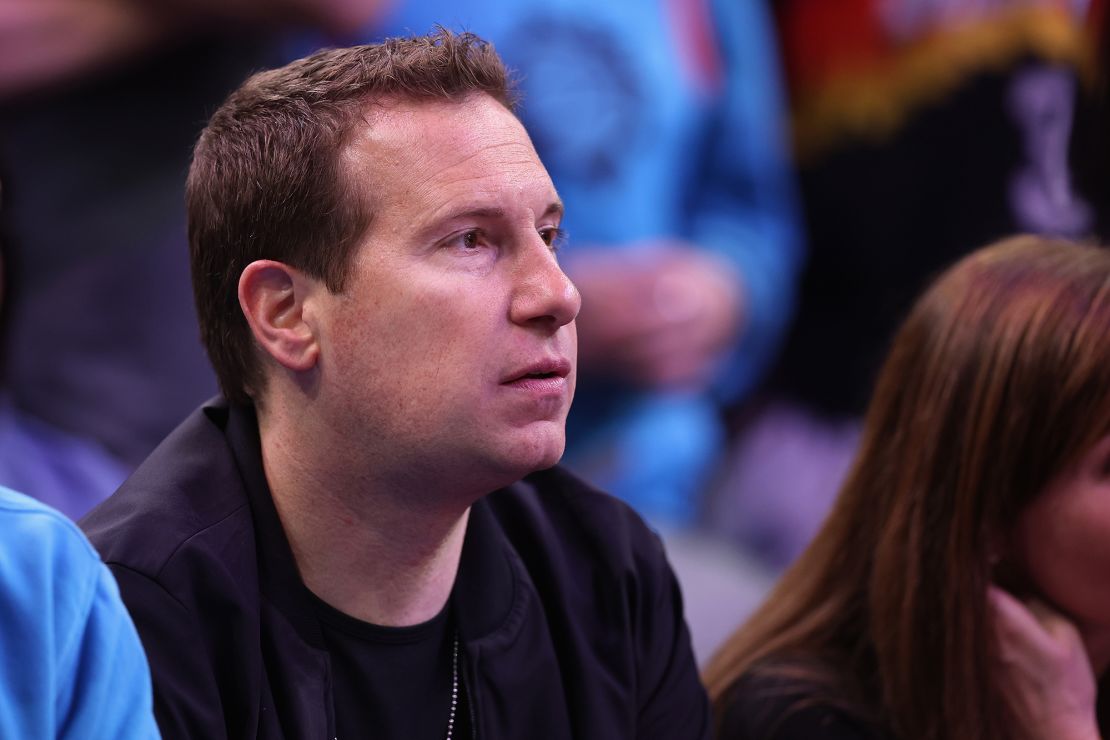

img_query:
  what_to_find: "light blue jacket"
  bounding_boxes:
[0,486,159,739]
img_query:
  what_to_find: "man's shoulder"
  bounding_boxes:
[80,400,254,580]
[479,467,711,739]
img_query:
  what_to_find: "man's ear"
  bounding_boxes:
[238,260,320,373]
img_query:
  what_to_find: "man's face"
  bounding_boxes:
[313,93,580,494]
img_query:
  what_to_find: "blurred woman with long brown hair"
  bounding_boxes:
[705,235,1110,739]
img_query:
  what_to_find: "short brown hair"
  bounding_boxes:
[706,236,1110,739]
[186,29,516,403]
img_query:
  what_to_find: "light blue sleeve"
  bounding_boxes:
[0,488,159,739]
[692,0,803,403]
[56,563,161,740]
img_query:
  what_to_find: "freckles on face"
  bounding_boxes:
[315,94,575,486]
[324,245,570,480]
[331,255,494,400]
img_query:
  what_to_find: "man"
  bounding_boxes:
[82,30,709,739]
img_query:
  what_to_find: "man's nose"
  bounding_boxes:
[509,239,581,330]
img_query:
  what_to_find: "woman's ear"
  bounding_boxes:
[238,260,320,373]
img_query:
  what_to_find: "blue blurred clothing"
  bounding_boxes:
[0,486,158,739]
[371,0,801,524]
[0,395,129,520]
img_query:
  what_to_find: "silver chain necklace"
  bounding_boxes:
[445,632,460,740]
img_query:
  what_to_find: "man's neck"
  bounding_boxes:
[257,407,472,628]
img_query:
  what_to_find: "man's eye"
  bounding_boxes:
[443,229,485,253]
[540,227,566,250]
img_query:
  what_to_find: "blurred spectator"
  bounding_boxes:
[0,0,388,518]
[1072,0,1109,214]
[0,484,158,738]
[371,0,801,529]
[0,185,131,512]
[714,0,1109,569]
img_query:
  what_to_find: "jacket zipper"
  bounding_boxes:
[462,648,478,739]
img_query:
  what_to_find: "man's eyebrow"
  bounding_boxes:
[446,206,506,221]
[439,201,564,223]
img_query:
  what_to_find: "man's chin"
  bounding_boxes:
[494,432,566,480]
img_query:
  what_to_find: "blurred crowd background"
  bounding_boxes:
[1,0,1107,663]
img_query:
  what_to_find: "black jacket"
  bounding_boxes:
[82,400,710,739]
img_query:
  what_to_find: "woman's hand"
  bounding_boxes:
[989,585,1102,740]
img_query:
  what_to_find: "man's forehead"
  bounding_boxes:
[341,93,555,210]
[346,93,528,165]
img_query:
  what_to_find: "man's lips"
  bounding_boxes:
[500,357,572,385]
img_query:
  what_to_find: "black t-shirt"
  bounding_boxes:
[311,594,472,739]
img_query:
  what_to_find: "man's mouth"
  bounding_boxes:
[501,357,572,385]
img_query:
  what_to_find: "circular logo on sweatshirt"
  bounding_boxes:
[499,17,646,184]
